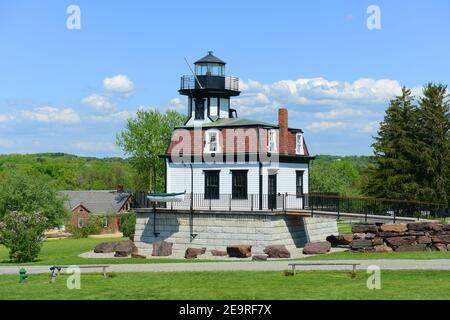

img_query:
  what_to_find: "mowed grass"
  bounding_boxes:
[337,221,352,234]
[0,237,213,266]
[1,270,450,300]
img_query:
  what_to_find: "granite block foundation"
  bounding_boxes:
[134,209,338,257]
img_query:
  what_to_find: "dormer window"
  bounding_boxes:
[205,130,220,153]
[268,129,276,153]
[296,133,304,155]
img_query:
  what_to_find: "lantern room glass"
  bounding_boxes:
[195,63,225,76]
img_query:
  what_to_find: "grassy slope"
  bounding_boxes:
[1,270,449,300]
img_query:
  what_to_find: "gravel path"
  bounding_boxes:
[2,259,450,275]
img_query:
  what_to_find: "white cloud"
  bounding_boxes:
[161,97,186,113]
[0,114,13,123]
[306,121,348,132]
[237,77,407,112]
[89,110,133,123]
[103,75,134,95]
[81,94,115,112]
[358,121,380,134]
[314,108,375,119]
[22,107,80,124]
[0,139,14,148]
[306,120,380,134]
[72,141,118,152]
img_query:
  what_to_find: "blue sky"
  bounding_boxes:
[0,0,449,157]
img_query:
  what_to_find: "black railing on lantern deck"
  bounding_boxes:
[180,75,239,91]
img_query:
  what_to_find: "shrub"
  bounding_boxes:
[67,216,103,238]
[0,211,48,263]
[0,171,69,227]
[120,211,136,237]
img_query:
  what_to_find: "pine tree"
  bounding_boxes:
[365,87,422,200]
[416,83,450,205]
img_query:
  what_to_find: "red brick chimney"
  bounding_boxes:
[278,108,288,155]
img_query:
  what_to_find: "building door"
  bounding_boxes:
[268,174,277,210]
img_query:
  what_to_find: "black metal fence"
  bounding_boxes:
[133,192,299,212]
[133,192,448,220]
[305,193,448,221]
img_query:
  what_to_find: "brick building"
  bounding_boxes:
[60,187,133,234]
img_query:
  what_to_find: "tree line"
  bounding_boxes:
[365,83,450,205]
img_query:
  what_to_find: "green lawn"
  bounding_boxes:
[3,235,450,266]
[0,237,215,266]
[337,220,352,234]
[1,270,449,299]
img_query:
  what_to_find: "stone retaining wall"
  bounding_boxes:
[134,210,338,256]
[348,221,450,252]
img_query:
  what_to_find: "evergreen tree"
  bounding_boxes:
[365,87,421,200]
[416,83,450,204]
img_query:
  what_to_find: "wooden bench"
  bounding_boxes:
[288,262,360,275]
[49,265,109,282]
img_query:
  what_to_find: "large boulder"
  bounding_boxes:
[384,236,416,247]
[211,250,227,257]
[380,224,408,233]
[417,236,432,244]
[263,245,291,258]
[443,224,450,231]
[337,234,353,245]
[394,244,427,252]
[407,222,428,231]
[114,240,137,257]
[407,222,443,232]
[227,245,252,258]
[131,253,146,259]
[152,240,173,256]
[326,235,339,246]
[352,224,378,234]
[431,243,448,252]
[377,231,406,238]
[432,235,450,244]
[353,233,367,240]
[94,241,118,253]
[374,245,393,253]
[185,247,206,259]
[327,234,353,246]
[303,241,331,254]
[252,254,268,261]
[373,237,384,246]
[350,239,373,249]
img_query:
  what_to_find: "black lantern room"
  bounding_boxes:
[180,51,240,122]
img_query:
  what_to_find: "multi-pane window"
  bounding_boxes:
[296,133,304,155]
[205,130,219,153]
[296,171,304,197]
[204,171,220,199]
[232,170,248,199]
[268,129,276,153]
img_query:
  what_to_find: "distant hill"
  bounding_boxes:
[0,153,134,191]
[0,153,373,195]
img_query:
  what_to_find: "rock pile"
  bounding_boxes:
[347,222,450,252]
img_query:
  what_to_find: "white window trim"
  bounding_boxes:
[296,133,304,155]
[268,129,277,153]
[204,129,221,153]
